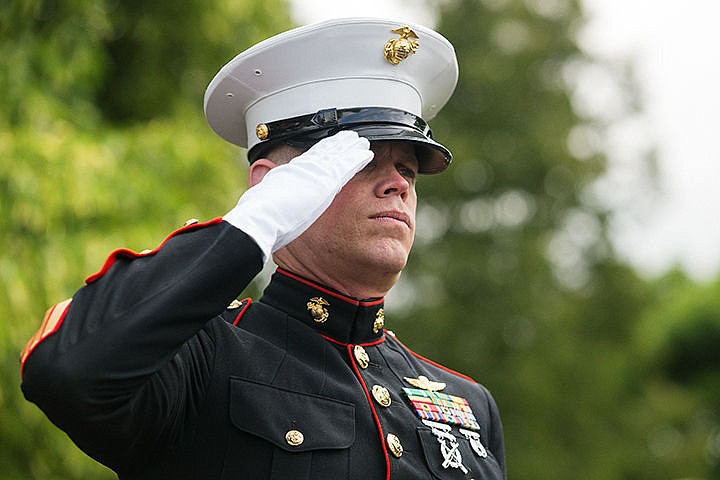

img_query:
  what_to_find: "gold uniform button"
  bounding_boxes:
[285,429,304,446]
[354,345,369,369]
[372,385,392,407]
[387,433,403,458]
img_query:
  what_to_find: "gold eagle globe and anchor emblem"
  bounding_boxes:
[384,26,419,65]
[373,308,385,333]
[306,297,330,323]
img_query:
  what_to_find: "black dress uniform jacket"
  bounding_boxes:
[21,219,506,480]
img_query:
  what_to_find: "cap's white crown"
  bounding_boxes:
[204,17,458,151]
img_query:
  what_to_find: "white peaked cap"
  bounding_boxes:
[204,17,459,173]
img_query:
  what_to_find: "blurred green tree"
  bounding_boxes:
[0,0,291,478]
[632,271,720,478]
[387,0,706,478]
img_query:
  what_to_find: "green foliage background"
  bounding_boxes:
[1,0,718,478]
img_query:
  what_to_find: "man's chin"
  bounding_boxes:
[365,243,411,272]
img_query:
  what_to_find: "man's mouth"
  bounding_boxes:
[369,211,412,228]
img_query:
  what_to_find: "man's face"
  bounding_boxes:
[284,140,419,283]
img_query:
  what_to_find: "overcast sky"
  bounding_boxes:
[290,0,720,281]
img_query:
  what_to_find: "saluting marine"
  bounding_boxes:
[21,18,506,479]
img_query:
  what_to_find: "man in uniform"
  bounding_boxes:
[20,18,506,479]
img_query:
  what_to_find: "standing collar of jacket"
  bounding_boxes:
[259,268,386,345]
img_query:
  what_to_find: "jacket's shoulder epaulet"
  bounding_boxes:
[221,298,253,326]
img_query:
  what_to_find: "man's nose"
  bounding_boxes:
[376,167,411,200]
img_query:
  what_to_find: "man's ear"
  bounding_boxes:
[248,159,277,187]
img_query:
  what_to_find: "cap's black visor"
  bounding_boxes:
[247,107,451,174]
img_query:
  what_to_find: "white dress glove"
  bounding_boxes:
[224,131,374,263]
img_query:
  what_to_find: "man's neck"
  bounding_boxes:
[272,255,398,300]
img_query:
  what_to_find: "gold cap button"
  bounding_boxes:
[387,433,403,458]
[354,345,369,369]
[256,123,269,140]
[372,385,392,407]
[183,218,199,227]
[285,429,304,446]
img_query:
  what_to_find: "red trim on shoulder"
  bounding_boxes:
[392,335,477,383]
[85,218,224,284]
[20,299,73,378]
[232,298,253,326]
[277,268,384,307]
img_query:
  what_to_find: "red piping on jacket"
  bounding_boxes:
[346,343,391,480]
[322,334,386,348]
[85,218,224,284]
[232,298,252,326]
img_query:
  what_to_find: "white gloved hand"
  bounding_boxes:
[224,130,374,263]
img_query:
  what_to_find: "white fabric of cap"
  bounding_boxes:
[203,17,458,151]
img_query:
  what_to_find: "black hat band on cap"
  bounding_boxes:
[248,107,452,174]
[259,107,431,142]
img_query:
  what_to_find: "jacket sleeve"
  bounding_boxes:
[20,219,264,470]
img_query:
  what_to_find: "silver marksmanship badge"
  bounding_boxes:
[422,420,469,474]
[459,428,488,458]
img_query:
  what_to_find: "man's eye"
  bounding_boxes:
[397,165,417,180]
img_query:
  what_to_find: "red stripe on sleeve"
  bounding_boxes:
[20,298,73,377]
